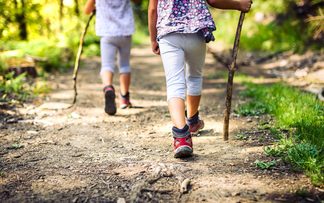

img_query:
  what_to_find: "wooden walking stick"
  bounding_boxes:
[71,11,95,106]
[223,12,245,141]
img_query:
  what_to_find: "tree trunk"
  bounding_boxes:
[59,0,64,31]
[74,0,80,16]
[14,0,28,40]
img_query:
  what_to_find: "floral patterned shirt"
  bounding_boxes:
[157,0,216,42]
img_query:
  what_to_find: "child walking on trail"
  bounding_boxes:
[148,0,252,158]
[84,0,140,115]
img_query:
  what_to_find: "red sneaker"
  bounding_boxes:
[189,119,204,135]
[174,135,193,158]
[120,92,132,109]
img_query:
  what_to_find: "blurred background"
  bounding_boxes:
[0,0,323,100]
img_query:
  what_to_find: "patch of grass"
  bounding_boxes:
[0,71,49,102]
[0,57,7,74]
[264,146,284,157]
[7,143,24,150]
[235,133,249,140]
[254,160,277,170]
[295,187,312,198]
[237,83,324,185]
[0,171,5,177]
[234,101,268,116]
[0,72,30,101]
[32,80,51,95]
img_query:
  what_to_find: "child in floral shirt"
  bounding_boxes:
[148,0,252,158]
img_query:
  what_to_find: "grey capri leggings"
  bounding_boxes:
[100,36,132,74]
[158,32,206,101]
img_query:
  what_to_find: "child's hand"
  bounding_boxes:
[151,41,160,55]
[239,0,252,12]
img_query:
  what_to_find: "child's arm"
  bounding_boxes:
[148,0,160,55]
[207,0,252,12]
[84,0,95,15]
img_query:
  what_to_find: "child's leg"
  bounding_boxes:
[100,37,118,115]
[119,74,131,96]
[159,33,192,158]
[184,33,206,133]
[100,37,117,86]
[117,36,132,96]
[187,95,201,118]
[119,73,132,109]
[168,98,186,129]
[159,34,186,129]
[101,71,114,87]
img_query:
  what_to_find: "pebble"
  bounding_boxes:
[70,112,81,119]
[27,130,38,135]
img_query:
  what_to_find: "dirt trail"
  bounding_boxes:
[0,45,322,202]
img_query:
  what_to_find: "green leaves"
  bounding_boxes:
[238,83,324,185]
[0,72,29,101]
[254,160,277,170]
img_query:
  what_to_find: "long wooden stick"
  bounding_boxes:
[223,12,245,141]
[71,11,95,105]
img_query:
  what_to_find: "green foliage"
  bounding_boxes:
[287,143,323,183]
[235,133,248,140]
[210,1,322,52]
[32,80,51,95]
[7,143,24,150]
[235,101,268,116]
[0,70,50,102]
[238,82,324,185]
[0,171,5,177]
[254,160,277,170]
[1,39,75,72]
[0,57,7,74]
[264,146,284,157]
[0,72,30,101]
[133,0,149,32]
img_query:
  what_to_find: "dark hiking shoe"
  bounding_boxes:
[104,85,116,115]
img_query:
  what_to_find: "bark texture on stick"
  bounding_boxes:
[223,12,245,141]
[72,11,95,106]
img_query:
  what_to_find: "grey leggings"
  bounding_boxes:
[159,33,206,101]
[100,36,132,74]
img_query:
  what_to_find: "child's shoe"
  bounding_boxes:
[187,111,204,135]
[120,92,132,109]
[173,125,193,158]
[103,85,117,115]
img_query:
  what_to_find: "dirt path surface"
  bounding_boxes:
[1,46,323,202]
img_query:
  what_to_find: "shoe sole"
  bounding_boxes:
[105,91,116,115]
[191,121,205,135]
[174,146,193,158]
[120,103,132,109]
